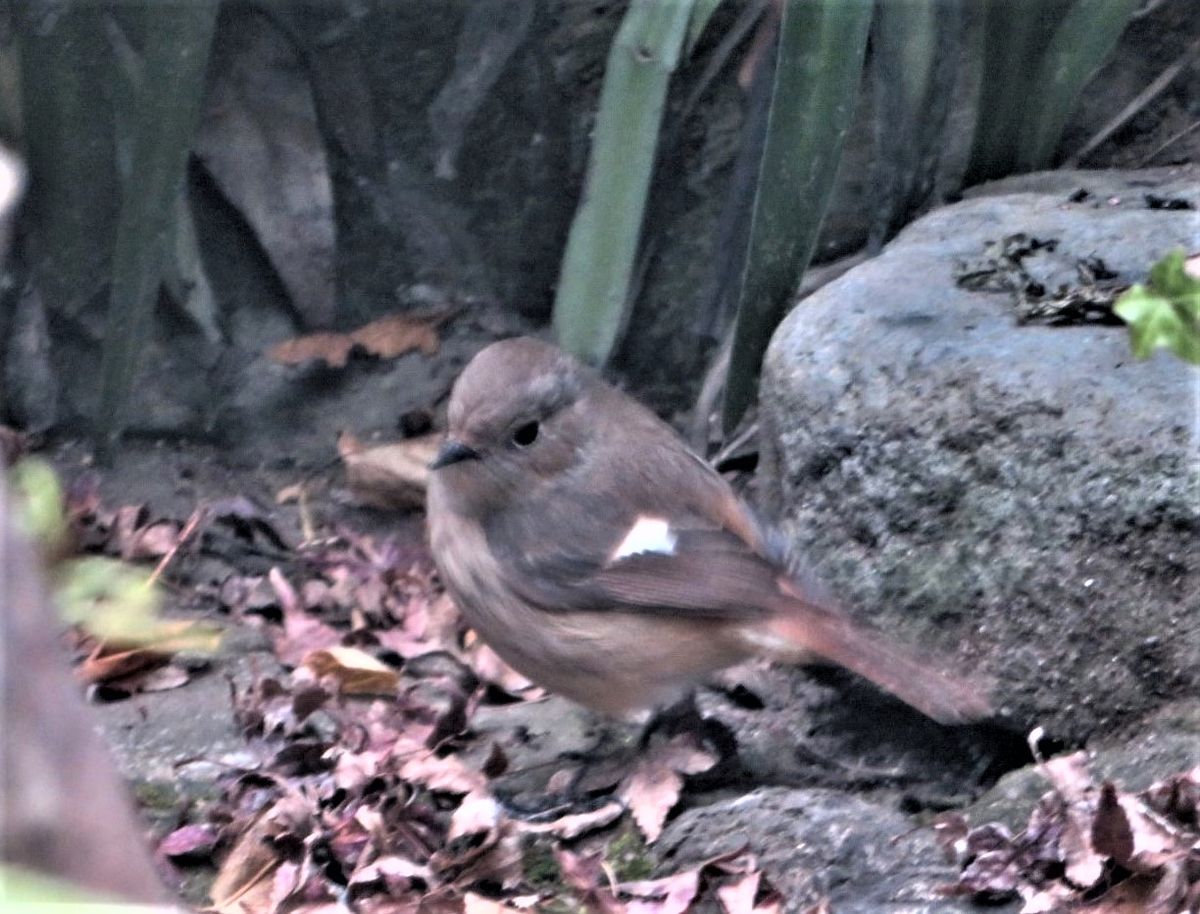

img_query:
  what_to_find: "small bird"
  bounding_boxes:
[426,337,989,724]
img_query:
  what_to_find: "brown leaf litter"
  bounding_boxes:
[59,484,786,913]
[941,750,1200,913]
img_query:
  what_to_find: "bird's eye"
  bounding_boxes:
[511,420,540,447]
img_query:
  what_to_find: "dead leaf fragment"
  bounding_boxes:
[351,312,443,359]
[517,801,625,840]
[159,823,220,862]
[268,332,354,368]
[210,795,312,913]
[399,750,486,795]
[339,431,441,510]
[269,311,449,367]
[620,869,700,914]
[717,871,760,914]
[137,663,192,692]
[556,849,626,914]
[464,894,523,914]
[77,644,167,685]
[619,734,717,843]
[1040,751,1104,888]
[302,646,399,695]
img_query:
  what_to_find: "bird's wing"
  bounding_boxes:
[483,469,992,724]
[483,473,788,621]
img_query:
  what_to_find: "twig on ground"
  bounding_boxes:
[1135,117,1200,165]
[146,505,209,588]
[711,421,759,470]
[1064,34,1200,167]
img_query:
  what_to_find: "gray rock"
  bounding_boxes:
[759,166,1199,748]
[656,787,993,913]
[966,165,1200,204]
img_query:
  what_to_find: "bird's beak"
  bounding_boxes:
[429,438,480,470]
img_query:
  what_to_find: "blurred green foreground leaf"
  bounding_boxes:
[1114,249,1200,365]
[8,459,219,651]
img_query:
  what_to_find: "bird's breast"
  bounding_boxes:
[426,497,749,716]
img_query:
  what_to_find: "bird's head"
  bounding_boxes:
[429,337,593,517]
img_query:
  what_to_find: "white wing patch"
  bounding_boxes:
[612,516,677,560]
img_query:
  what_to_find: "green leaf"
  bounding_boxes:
[96,2,219,445]
[966,0,1073,184]
[1016,0,1139,171]
[685,0,724,53]
[552,0,698,366]
[8,458,66,552]
[867,0,965,247]
[15,5,119,316]
[55,554,222,650]
[1113,250,1200,365]
[722,0,873,430]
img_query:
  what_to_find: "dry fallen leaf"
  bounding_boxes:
[159,823,220,862]
[467,642,543,699]
[210,795,312,913]
[302,646,400,695]
[338,431,441,510]
[136,664,192,693]
[619,734,717,843]
[1040,751,1104,888]
[77,644,167,685]
[620,869,701,914]
[350,312,444,359]
[448,790,502,840]
[268,331,354,367]
[269,311,449,368]
[953,751,1200,911]
[556,849,626,914]
[717,871,760,914]
[464,894,522,914]
[517,801,625,840]
[399,750,487,795]
[275,483,305,505]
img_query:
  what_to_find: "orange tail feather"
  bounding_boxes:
[749,601,992,725]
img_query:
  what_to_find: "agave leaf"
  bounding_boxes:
[96,2,218,445]
[686,0,725,53]
[1016,0,1139,171]
[867,0,965,249]
[15,3,118,315]
[552,0,697,366]
[965,0,1073,184]
[722,0,873,430]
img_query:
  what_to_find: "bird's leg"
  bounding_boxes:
[637,691,740,766]
[495,716,635,818]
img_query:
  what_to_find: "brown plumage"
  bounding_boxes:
[426,337,989,723]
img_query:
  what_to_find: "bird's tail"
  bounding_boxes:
[742,588,992,725]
